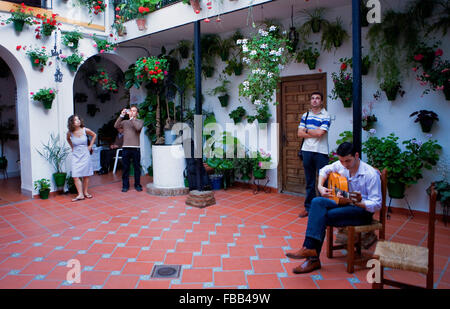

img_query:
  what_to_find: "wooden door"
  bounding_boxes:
[278,74,327,194]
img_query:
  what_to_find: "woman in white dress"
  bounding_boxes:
[66,115,97,202]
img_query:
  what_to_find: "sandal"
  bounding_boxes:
[85,194,93,199]
[72,196,85,202]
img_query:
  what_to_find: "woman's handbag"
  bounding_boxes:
[297,111,309,160]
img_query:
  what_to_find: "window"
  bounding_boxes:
[6,0,50,9]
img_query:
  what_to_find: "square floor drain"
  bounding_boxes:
[150,265,181,279]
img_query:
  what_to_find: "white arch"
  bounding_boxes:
[0,45,32,195]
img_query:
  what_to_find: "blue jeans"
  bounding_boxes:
[305,197,373,255]
[302,151,329,211]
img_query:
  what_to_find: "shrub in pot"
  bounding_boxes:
[34,178,51,199]
[207,77,230,107]
[36,134,70,188]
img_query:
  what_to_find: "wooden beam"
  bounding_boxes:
[0,1,105,31]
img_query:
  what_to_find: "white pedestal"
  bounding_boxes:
[152,144,185,189]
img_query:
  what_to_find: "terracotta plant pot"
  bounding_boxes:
[190,0,201,14]
[136,18,147,31]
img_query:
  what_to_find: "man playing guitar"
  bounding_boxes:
[285,142,382,274]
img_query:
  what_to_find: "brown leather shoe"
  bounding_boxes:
[293,258,321,274]
[298,208,309,218]
[285,247,318,260]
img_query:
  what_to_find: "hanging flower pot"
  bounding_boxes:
[41,99,53,109]
[67,63,79,72]
[218,94,229,107]
[306,58,318,70]
[31,58,40,68]
[339,96,352,108]
[13,20,25,32]
[444,83,450,101]
[385,88,399,101]
[136,18,147,31]
[203,65,214,78]
[311,19,321,33]
[420,120,434,133]
[87,104,100,116]
[190,0,201,14]
[31,88,55,109]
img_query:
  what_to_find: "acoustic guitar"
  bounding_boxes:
[327,172,350,205]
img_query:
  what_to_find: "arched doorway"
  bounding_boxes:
[0,45,32,200]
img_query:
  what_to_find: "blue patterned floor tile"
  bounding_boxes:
[117,243,125,247]
[102,221,109,224]
[84,266,94,271]
[93,240,103,244]
[54,246,64,250]
[34,275,46,280]
[91,285,102,289]
[348,277,360,284]
[72,237,81,240]
[193,252,202,256]
[280,258,290,263]
[11,253,21,257]
[141,247,150,251]
[213,267,222,272]
[34,257,44,262]
[102,254,111,258]
[33,242,42,247]
[8,270,20,275]
[111,271,121,276]
[277,273,288,278]
[171,279,181,285]
[201,241,209,245]
[130,233,138,237]
[311,274,323,280]
[12,240,22,244]
[244,270,254,275]
[61,280,73,286]
[203,282,214,288]
[153,237,161,240]
[238,285,248,289]
[221,254,230,258]
[233,233,241,237]
[141,226,149,229]
[250,256,259,261]
[87,228,96,232]
[120,223,128,227]
[77,250,87,254]
[140,275,151,280]
[140,210,148,213]
[51,234,60,237]
[127,258,136,262]
[58,261,67,266]
[108,231,116,235]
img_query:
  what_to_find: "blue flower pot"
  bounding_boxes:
[210,175,223,190]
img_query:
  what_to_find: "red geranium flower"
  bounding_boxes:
[16,45,22,50]
[414,54,424,61]
[340,63,347,71]
[435,49,443,57]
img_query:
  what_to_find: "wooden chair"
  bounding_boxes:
[326,169,387,273]
[372,183,437,289]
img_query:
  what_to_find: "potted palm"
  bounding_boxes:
[34,178,51,199]
[36,134,71,188]
[409,110,439,133]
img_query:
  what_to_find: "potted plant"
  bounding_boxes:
[61,53,84,73]
[427,180,450,224]
[87,104,100,117]
[89,67,119,93]
[78,0,107,15]
[66,174,78,194]
[62,31,83,49]
[229,107,246,124]
[330,68,353,108]
[412,41,439,72]
[409,110,439,133]
[37,14,59,37]
[30,88,56,109]
[26,47,49,71]
[207,77,230,107]
[362,102,377,131]
[415,48,450,100]
[0,104,19,171]
[321,17,349,52]
[74,92,88,103]
[130,0,160,30]
[233,157,254,182]
[205,157,234,189]
[340,56,371,76]
[37,133,71,188]
[134,57,168,144]
[380,74,404,101]
[34,178,51,199]
[252,149,272,180]
[217,37,234,62]
[92,35,117,53]
[296,43,320,70]
[363,133,442,199]
[5,3,35,32]
[224,59,244,76]
[299,7,328,36]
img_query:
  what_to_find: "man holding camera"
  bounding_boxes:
[297,92,331,218]
[114,105,144,192]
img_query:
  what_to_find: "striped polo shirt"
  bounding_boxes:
[298,108,331,155]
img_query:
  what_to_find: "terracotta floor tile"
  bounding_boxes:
[256,247,286,259]
[201,243,229,256]
[222,257,252,271]
[247,274,282,289]
[94,258,127,272]
[73,254,102,266]
[252,260,284,274]
[181,268,213,283]
[0,275,34,289]
[111,247,141,259]
[137,279,171,289]
[137,250,166,262]
[164,252,193,265]
[280,276,318,289]
[0,256,34,270]
[176,241,202,253]
[126,237,152,247]
[193,255,222,268]
[171,283,204,289]
[121,262,154,275]
[88,243,116,254]
[229,245,256,257]
[20,261,57,276]
[214,270,246,286]
[25,280,62,289]
[103,275,139,289]
[316,278,355,289]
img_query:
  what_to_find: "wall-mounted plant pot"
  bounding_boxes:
[339,97,352,108]
[31,59,40,68]
[136,18,147,31]
[361,63,370,75]
[220,50,229,62]
[13,20,25,32]
[203,66,214,78]
[53,172,67,187]
[67,63,79,73]
[306,59,318,70]
[444,83,450,101]
[41,99,53,109]
[233,63,243,76]
[311,20,321,33]
[384,89,399,101]
[218,94,229,107]
[420,120,434,133]
[39,189,50,199]
[179,47,189,59]
[87,104,99,117]
[387,181,405,199]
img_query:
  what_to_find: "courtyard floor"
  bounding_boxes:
[0,175,448,289]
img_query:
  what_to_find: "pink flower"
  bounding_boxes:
[258,162,262,168]
[30,92,34,95]
[100,49,105,53]
[49,90,53,94]
[436,85,444,90]
[164,71,168,75]
[412,67,417,72]
[442,68,449,73]
[105,44,110,48]
[414,54,424,61]
[93,44,97,48]
[435,49,443,57]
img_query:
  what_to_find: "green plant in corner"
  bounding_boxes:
[34,178,51,199]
